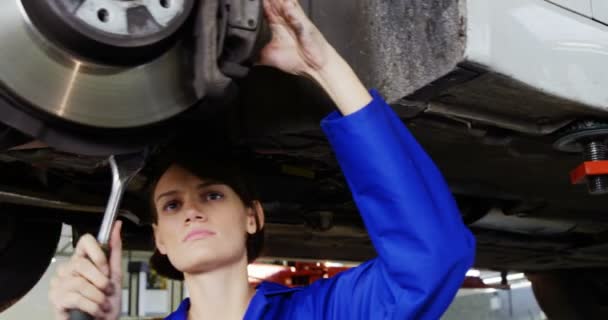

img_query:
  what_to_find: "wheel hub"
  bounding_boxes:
[20,0,195,65]
[0,0,265,155]
[0,0,197,129]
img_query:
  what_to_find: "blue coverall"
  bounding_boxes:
[166,90,476,320]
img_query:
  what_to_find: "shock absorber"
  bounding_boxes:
[554,120,608,195]
[582,140,608,194]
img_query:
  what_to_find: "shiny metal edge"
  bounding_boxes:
[0,189,140,224]
[0,0,197,128]
[1,189,103,213]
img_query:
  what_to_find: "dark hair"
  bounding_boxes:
[147,145,265,281]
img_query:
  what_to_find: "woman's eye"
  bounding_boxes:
[205,192,224,201]
[163,200,180,212]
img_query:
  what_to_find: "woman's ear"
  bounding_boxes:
[152,224,167,255]
[246,200,265,234]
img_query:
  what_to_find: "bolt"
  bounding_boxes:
[583,140,608,195]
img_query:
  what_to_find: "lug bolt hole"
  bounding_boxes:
[97,9,109,22]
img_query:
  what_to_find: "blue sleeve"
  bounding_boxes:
[299,90,476,319]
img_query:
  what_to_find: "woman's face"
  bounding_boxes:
[152,164,263,274]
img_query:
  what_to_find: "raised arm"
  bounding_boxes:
[259,0,371,116]
[315,91,475,319]
[260,1,475,319]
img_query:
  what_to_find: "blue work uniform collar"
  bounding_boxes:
[165,281,302,320]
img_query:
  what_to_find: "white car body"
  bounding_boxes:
[466,0,608,114]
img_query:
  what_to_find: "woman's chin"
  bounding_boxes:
[175,251,246,274]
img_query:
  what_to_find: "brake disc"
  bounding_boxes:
[0,0,265,155]
[0,0,197,129]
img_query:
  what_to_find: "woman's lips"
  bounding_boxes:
[183,229,217,242]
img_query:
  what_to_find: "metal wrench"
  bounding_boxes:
[69,151,147,320]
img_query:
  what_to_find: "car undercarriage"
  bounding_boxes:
[1,0,608,318]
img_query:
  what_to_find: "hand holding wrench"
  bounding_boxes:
[69,151,146,320]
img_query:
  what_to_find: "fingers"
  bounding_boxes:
[283,0,309,30]
[48,222,126,320]
[109,221,123,283]
[263,0,281,24]
[56,292,109,318]
[49,268,110,319]
[62,257,112,292]
[64,277,108,305]
[73,234,109,277]
[264,0,306,26]
[265,0,312,39]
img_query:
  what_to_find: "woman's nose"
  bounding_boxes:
[183,202,207,222]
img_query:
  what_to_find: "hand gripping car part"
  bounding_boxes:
[69,151,147,320]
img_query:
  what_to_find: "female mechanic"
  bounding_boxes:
[49,0,475,319]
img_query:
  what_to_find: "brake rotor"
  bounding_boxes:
[0,0,198,129]
[21,0,196,65]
